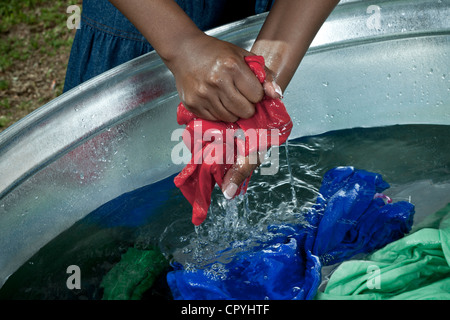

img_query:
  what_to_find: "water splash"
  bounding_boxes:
[163,142,314,274]
[162,124,450,278]
[285,140,299,208]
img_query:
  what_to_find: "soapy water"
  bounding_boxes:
[160,124,450,277]
[160,144,313,271]
[158,137,323,273]
[1,124,449,299]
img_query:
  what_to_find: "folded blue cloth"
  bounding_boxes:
[167,166,415,300]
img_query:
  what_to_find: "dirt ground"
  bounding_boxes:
[0,1,78,132]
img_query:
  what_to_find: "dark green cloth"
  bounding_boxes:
[101,247,167,300]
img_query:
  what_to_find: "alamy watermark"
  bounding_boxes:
[366,5,382,31]
[67,4,383,32]
[366,265,381,290]
[66,265,81,290]
[171,123,280,176]
[66,5,81,30]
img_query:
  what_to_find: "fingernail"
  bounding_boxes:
[223,183,238,200]
[273,81,283,99]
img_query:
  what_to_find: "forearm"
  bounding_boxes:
[252,0,340,91]
[108,0,204,64]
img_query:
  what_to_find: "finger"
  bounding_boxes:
[221,156,258,199]
[219,87,256,120]
[233,61,265,104]
[263,81,283,100]
[262,67,283,99]
[185,103,217,121]
[213,96,240,123]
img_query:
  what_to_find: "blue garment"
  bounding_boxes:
[166,167,415,300]
[63,0,274,92]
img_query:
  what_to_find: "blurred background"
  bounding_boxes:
[0,0,82,132]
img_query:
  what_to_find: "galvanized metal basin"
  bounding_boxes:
[0,0,449,287]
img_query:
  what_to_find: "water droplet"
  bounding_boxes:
[182,247,192,254]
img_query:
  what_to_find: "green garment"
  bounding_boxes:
[316,203,450,300]
[101,247,168,300]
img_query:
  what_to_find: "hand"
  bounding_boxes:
[166,34,282,122]
[218,63,282,200]
[167,34,283,199]
[221,154,260,199]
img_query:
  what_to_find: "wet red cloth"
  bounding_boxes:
[174,55,293,225]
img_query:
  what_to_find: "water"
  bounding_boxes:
[1,124,449,299]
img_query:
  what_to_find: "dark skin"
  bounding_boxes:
[109,0,340,199]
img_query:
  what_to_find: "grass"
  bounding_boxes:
[0,0,77,70]
[0,0,81,131]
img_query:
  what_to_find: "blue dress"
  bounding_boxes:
[63,0,274,92]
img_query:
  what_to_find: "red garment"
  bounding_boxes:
[174,55,293,225]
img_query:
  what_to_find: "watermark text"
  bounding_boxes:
[366,265,381,290]
[366,5,382,31]
[66,265,81,289]
[171,122,280,175]
[66,5,81,29]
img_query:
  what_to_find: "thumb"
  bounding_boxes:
[263,67,283,99]
[222,155,258,199]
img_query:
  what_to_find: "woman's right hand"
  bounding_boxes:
[110,0,281,122]
[165,34,267,123]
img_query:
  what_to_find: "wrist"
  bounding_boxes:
[160,32,209,72]
[251,40,296,92]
